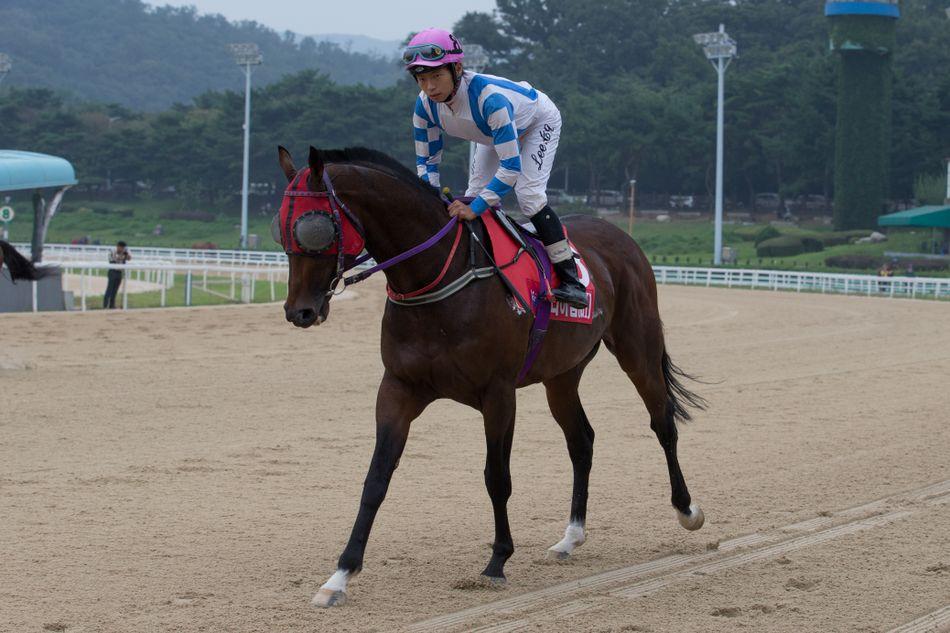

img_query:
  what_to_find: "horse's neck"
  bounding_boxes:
[335,166,460,291]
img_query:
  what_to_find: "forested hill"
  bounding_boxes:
[0,0,402,110]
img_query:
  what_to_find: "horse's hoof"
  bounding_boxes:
[547,547,571,561]
[311,588,347,608]
[480,574,507,588]
[676,504,705,531]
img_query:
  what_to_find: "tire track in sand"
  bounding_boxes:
[887,605,950,633]
[409,478,950,633]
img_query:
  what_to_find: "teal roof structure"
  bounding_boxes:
[825,1,900,18]
[0,150,78,192]
[878,205,950,229]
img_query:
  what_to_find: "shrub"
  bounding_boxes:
[817,233,851,247]
[906,258,949,272]
[757,236,809,257]
[733,226,762,241]
[753,225,781,245]
[826,256,950,273]
[825,254,881,270]
[800,237,824,253]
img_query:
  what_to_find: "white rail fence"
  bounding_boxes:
[54,262,288,311]
[11,251,950,312]
[12,242,288,266]
[653,266,950,300]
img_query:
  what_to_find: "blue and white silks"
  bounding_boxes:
[413,70,561,217]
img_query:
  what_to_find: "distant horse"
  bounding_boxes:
[275,146,707,608]
[0,240,46,283]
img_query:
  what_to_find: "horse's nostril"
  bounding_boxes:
[299,308,316,322]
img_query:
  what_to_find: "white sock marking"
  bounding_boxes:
[549,521,586,554]
[320,568,350,593]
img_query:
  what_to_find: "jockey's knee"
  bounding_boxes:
[517,190,548,218]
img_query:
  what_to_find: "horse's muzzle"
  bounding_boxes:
[285,299,330,328]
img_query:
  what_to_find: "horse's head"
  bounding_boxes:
[275,146,364,328]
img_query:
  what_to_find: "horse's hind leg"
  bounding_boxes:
[606,328,705,532]
[645,371,705,531]
[543,352,598,559]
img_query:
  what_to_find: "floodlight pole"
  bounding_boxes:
[628,179,636,235]
[714,50,726,265]
[240,64,252,249]
[0,53,12,89]
[229,44,262,250]
[694,24,736,266]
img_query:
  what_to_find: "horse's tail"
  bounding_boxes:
[0,240,46,282]
[662,351,708,423]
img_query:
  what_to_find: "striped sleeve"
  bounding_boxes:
[413,95,443,188]
[470,93,521,215]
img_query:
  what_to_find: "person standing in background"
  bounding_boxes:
[103,241,131,309]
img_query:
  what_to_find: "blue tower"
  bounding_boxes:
[825,1,900,229]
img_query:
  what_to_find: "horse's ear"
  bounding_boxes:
[308,146,325,183]
[277,146,296,183]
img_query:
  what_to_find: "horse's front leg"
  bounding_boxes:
[480,387,517,582]
[312,372,431,608]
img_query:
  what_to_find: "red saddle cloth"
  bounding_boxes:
[480,211,595,325]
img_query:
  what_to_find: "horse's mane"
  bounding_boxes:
[318,147,442,201]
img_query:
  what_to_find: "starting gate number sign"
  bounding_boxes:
[0,206,14,222]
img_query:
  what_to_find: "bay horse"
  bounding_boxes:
[0,240,46,283]
[276,146,706,608]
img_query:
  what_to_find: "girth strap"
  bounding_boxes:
[387,266,496,306]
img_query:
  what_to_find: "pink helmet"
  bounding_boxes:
[403,28,464,72]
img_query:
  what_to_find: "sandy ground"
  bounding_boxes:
[1,276,948,633]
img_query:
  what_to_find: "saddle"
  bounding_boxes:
[476,205,596,385]
[479,207,595,324]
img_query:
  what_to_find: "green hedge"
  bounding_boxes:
[753,225,782,246]
[756,236,821,257]
[825,254,949,272]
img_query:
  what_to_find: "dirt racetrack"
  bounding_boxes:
[2,276,948,633]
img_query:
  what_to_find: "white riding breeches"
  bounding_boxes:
[465,93,561,217]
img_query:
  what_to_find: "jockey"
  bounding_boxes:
[405,27,589,309]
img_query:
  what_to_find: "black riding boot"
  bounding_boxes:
[529,206,589,309]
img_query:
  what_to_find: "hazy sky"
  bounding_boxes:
[154,0,498,40]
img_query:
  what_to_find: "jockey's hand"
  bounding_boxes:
[447,200,477,221]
